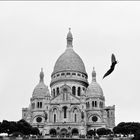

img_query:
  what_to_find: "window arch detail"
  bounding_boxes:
[72,86,76,95]
[77,87,81,96]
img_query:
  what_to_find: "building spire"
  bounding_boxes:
[40,68,44,83]
[92,67,96,82]
[66,28,73,48]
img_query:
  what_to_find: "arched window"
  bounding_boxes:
[72,86,76,95]
[75,114,77,122]
[95,101,97,107]
[100,102,103,108]
[40,102,42,108]
[86,102,90,108]
[88,102,90,108]
[86,102,88,108]
[77,87,81,96]
[92,101,94,107]
[57,87,59,95]
[99,102,101,108]
[32,103,35,109]
[53,89,55,97]
[61,73,65,76]
[54,114,56,123]
[63,106,67,118]
[37,102,39,108]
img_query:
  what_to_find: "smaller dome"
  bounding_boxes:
[33,69,50,97]
[86,67,103,97]
[86,82,103,97]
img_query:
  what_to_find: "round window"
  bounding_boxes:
[92,116,98,122]
[36,117,42,123]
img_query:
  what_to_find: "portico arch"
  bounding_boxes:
[71,128,79,135]
[60,128,68,136]
[49,128,57,135]
[87,129,94,136]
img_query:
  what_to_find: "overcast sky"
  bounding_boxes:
[0,1,140,125]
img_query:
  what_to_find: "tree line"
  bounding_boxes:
[113,122,140,140]
[0,119,40,137]
[0,119,140,139]
[87,122,140,139]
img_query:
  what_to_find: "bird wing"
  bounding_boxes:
[111,53,116,63]
[103,53,118,79]
[103,68,114,79]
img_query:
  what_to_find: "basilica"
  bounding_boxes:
[22,29,115,136]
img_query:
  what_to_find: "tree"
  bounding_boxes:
[31,127,40,135]
[8,121,18,135]
[0,122,1,134]
[0,120,10,135]
[133,129,140,140]
[87,130,94,136]
[106,128,112,135]
[0,119,40,136]
[96,128,107,136]
[113,122,140,136]
[17,119,32,135]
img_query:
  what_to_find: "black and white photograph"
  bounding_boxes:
[0,1,140,140]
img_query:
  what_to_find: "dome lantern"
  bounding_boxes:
[92,67,96,82]
[39,68,44,83]
[67,28,73,48]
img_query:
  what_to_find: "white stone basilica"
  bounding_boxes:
[22,29,115,136]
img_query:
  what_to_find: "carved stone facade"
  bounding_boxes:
[22,29,115,135]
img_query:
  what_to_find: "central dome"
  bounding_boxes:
[52,48,87,75]
[52,29,87,75]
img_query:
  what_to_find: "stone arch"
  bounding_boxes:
[50,106,60,112]
[49,128,57,135]
[71,128,79,135]
[70,106,81,112]
[70,106,81,122]
[88,113,101,119]
[60,128,68,135]
[49,107,59,123]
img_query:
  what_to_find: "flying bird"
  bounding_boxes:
[103,54,118,79]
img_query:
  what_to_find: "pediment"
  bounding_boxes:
[51,92,80,104]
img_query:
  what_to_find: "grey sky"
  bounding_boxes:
[0,1,140,125]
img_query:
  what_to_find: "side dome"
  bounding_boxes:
[33,69,50,97]
[86,68,103,97]
[52,29,87,76]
